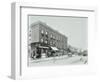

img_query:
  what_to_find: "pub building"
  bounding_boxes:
[28,21,68,59]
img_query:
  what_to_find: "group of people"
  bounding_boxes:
[30,47,56,59]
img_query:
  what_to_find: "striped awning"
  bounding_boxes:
[50,46,59,51]
[38,46,49,49]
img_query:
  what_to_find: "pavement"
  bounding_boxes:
[29,55,88,66]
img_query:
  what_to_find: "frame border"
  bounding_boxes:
[11,2,96,80]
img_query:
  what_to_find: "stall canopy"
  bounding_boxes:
[50,46,59,51]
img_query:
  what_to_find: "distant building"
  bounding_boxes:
[28,21,68,59]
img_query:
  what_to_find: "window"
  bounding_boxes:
[41,30,44,34]
[29,33,31,37]
[29,36,31,40]
[45,40,47,44]
[50,34,52,38]
[53,36,56,39]
[50,41,52,45]
[29,37,31,44]
[46,31,48,35]
[45,31,48,38]
[53,35,55,39]
[54,36,56,39]
[29,39,31,42]
[41,38,43,42]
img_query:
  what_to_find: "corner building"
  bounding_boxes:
[29,21,68,58]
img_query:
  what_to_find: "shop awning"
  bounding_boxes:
[38,46,49,49]
[50,46,59,51]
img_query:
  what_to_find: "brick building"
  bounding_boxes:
[28,21,68,59]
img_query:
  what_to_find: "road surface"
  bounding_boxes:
[29,55,88,66]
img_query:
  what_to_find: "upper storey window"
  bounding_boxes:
[53,35,55,39]
[41,30,44,34]
[46,31,48,35]
[41,38,43,43]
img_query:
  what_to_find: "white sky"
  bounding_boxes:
[29,15,88,50]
